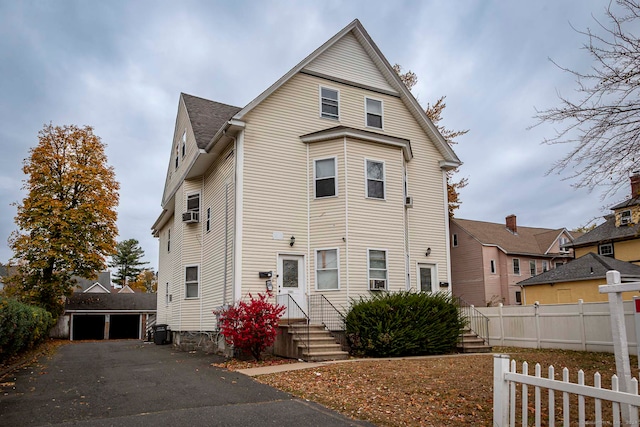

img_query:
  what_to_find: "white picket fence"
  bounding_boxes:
[494,354,640,427]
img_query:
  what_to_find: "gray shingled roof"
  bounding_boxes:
[181,93,241,149]
[518,252,640,286]
[66,293,157,311]
[610,195,640,210]
[452,218,569,256]
[569,215,640,247]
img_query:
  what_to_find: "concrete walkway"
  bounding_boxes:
[0,341,373,427]
[237,352,493,376]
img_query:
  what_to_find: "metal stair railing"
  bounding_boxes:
[456,297,490,346]
[308,294,345,331]
[276,294,310,358]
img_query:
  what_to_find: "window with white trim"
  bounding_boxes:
[187,193,200,213]
[167,229,171,252]
[621,210,632,225]
[513,258,520,275]
[316,249,339,290]
[320,87,339,120]
[529,260,536,276]
[185,265,199,298]
[599,243,614,257]
[181,130,186,158]
[368,249,388,290]
[366,159,385,199]
[315,158,337,198]
[490,259,496,274]
[365,97,382,128]
[206,207,211,232]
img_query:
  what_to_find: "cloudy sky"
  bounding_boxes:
[0,0,629,270]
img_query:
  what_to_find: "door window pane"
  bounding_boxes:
[420,267,432,292]
[283,259,298,288]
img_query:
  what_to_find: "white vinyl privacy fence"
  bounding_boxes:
[477,300,639,355]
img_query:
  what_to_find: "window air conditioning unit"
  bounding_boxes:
[405,196,413,208]
[182,211,199,223]
[369,279,387,291]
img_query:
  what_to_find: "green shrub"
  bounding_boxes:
[345,291,464,357]
[0,297,54,362]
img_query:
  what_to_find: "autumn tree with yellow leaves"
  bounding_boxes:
[7,124,119,316]
[393,64,468,217]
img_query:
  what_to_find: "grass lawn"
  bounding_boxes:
[255,347,638,427]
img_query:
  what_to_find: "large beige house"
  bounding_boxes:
[151,19,460,349]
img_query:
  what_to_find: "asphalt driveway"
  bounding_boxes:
[0,341,372,426]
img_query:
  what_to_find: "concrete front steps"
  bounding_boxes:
[275,323,349,361]
[457,328,492,353]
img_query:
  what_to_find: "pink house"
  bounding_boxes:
[450,215,579,306]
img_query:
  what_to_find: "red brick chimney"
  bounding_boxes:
[631,173,640,198]
[506,214,517,234]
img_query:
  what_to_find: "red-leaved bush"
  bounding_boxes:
[215,293,285,361]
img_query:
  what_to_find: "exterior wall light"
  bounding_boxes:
[290,236,295,247]
[425,247,431,256]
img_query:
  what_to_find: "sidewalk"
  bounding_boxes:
[237,352,493,376]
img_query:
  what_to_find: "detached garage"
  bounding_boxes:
[64,293,157,341]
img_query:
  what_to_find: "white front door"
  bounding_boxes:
[277,254,306,315]
[417,263,437,293]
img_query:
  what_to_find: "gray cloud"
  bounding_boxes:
[0,0,625,270]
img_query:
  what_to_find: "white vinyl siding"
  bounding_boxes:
[316,248,339,290]
[304,32,397,93]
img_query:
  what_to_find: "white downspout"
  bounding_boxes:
[233,130,244,302]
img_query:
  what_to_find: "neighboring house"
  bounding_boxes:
[450,215,578,306]
[152,19,461,349]
[518,252,640,304]
[51,292,157,340]
[566,174,640,265]
[74,271,112,292]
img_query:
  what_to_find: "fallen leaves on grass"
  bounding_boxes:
[256,348,637,427]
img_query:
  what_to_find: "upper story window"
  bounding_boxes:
[320,87,339,120]
[206,207,211,232]
[529,260,536,276]
[315,158,337,198]
[185,265,199,299]
[513,258,520,275]
[187,193,200,213]
[181,130,186,158]
[452,234,458,247]
[599,243,614,257]
[167,228,171,252]
[365,97,383,129]
[366,159,385,199]
[316,248,339,290]
[621,210,632,225]
[542,261,548,272]
[490,260,496,274]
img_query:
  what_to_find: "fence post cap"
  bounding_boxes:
[494,354,510,360]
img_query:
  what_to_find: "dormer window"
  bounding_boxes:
[621,210,632,225]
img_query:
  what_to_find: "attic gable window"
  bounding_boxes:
[320,87,339,120]
[181,130,186,158]
[621,209,632,225]
[365,97,383,129]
